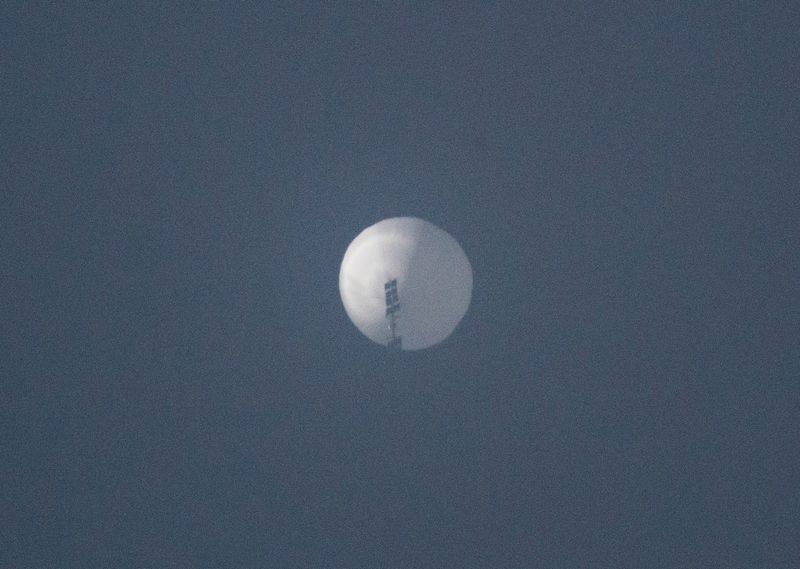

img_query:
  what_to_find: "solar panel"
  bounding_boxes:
[384,279,402,350]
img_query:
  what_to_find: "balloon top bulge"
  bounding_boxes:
[339,217,473,350]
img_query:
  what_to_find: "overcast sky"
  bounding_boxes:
[3,3,799,567]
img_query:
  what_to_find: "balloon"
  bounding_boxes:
[339,217,472,350]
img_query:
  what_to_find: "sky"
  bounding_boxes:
[2,3,799,567]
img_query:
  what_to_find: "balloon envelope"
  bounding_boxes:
[339,217,472,350]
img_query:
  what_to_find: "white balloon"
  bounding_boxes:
[339,217,472,350]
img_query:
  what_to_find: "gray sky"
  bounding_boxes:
[3,3,798,567]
